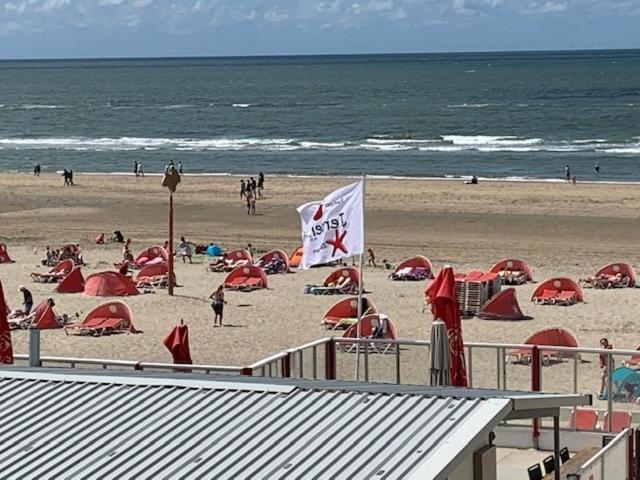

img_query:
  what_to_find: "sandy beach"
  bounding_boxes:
[1,172,640,402]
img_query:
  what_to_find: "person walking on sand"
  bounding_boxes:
[367,248,377,268]
[598,338,614,399]
[137,162,144,177]
[565,164,571,182]
[250,193,256,215]
[178,236,192,264]
[250,176,257,193]
[240,179,246,199]
[246,191,252,215]
[133,161,138,177]
[210,285,227,326]
[34,164,41,176]
[69,169,74,186]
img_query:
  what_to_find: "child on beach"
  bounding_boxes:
[210,285,227,326]
[367,248,377,267]
[179,236,192,264]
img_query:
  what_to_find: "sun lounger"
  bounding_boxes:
[498,270,527,285]
[555,290,577,306]
[30,259,74,284]
[532,289,559,305]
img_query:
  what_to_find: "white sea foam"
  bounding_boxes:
[232,103,252,108]
[446,103,492,109]
[572,139,607,144]
[20,104,61,109]
[442,135,543,146]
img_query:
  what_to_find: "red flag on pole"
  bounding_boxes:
[0,280,14,364]
[425,266,468,387]
[163,323,192,371]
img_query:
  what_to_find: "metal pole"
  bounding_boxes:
[607,353,613,432]
[395,343,401,384]
[168,193,175,295]
[467,346,473,387]
[28,329,41,367]
[554,415,560,480]
[532,346,541,448]
[354,174,366,381]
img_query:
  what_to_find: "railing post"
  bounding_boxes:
[28,329,41,368]
[281,352,291,378]
[133,362,143,371]
[531,346,541,448]
[241,367,253,376]
[607,354,614,432]
[325,339,336,380]
[395,343,401,384]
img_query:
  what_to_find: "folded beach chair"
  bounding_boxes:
[30,259,75,284]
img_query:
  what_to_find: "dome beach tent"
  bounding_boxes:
[257,250,290,274]
[289,246,304,268]
[478,288,528,321]
[340,314,398,353]
[55,267,85,294]
[489,258,534,284]
[581,262,637,289]
[210,248,253,272]
[31,259,74,283]
[0,243,13,264]
[65,301,138,336]
[83,271,139,297]
[390,256,433,281]
[134,246,169,268]
[507,327,579,365]
[532,277,584,306]
[322,296,378,329]
[306,267,360,295]
[223,265,268,292]
[135,262,171,289]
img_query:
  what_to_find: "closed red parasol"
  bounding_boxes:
[425,266,468,387]
[163,323,192,370]
[0,281,13,364]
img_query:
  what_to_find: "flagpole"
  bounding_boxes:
[355,173,366,381]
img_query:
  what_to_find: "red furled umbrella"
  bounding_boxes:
[163,322,192,371]
[425,266,468,387]
[0,281,14,364]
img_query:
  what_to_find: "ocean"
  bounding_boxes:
[0,50,639,181]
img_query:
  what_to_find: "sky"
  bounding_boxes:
[0,0,639,59]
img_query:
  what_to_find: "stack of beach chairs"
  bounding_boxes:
[455,271,501,316]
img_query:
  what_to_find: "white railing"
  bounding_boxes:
[576,428,632,479]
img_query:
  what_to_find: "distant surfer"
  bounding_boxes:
[594,162,601,174]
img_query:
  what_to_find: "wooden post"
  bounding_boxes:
[531,346,541,448]
[325,339,336,380]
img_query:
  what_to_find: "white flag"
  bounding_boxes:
[297,180,364,270]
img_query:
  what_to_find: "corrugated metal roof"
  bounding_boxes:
[0,369,512,480]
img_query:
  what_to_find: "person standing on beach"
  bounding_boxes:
[250,176,257,192]
[19,285,33,315]
[209,285,227,326]
[62,169,69,186]
[69,170,74,186]
[257,172,264,198]
[137,162,144,177]
[240,179,246,198]
[598,338,613,399]
[179,236,192,264]
[246,190,252,215]
[34,164,40,176]
[565,164,571,182]
[178,161,183,174]
[133,161,138,177]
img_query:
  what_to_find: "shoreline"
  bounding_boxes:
[13,170,640,186]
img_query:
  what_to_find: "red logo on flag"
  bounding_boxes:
[313,204,324,221]
[327,230,348,255]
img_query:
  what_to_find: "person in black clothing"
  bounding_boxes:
[19,285,33,315]
[112,230,124,243]
[69,169,74,186]
[34,164,41,176]
[257,172,264,198]
[134,161,139,177]
[250,177,257,192]
[62,169,69,185]
[240,179,246,198]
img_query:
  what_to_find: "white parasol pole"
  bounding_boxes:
[355,173,366,381]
